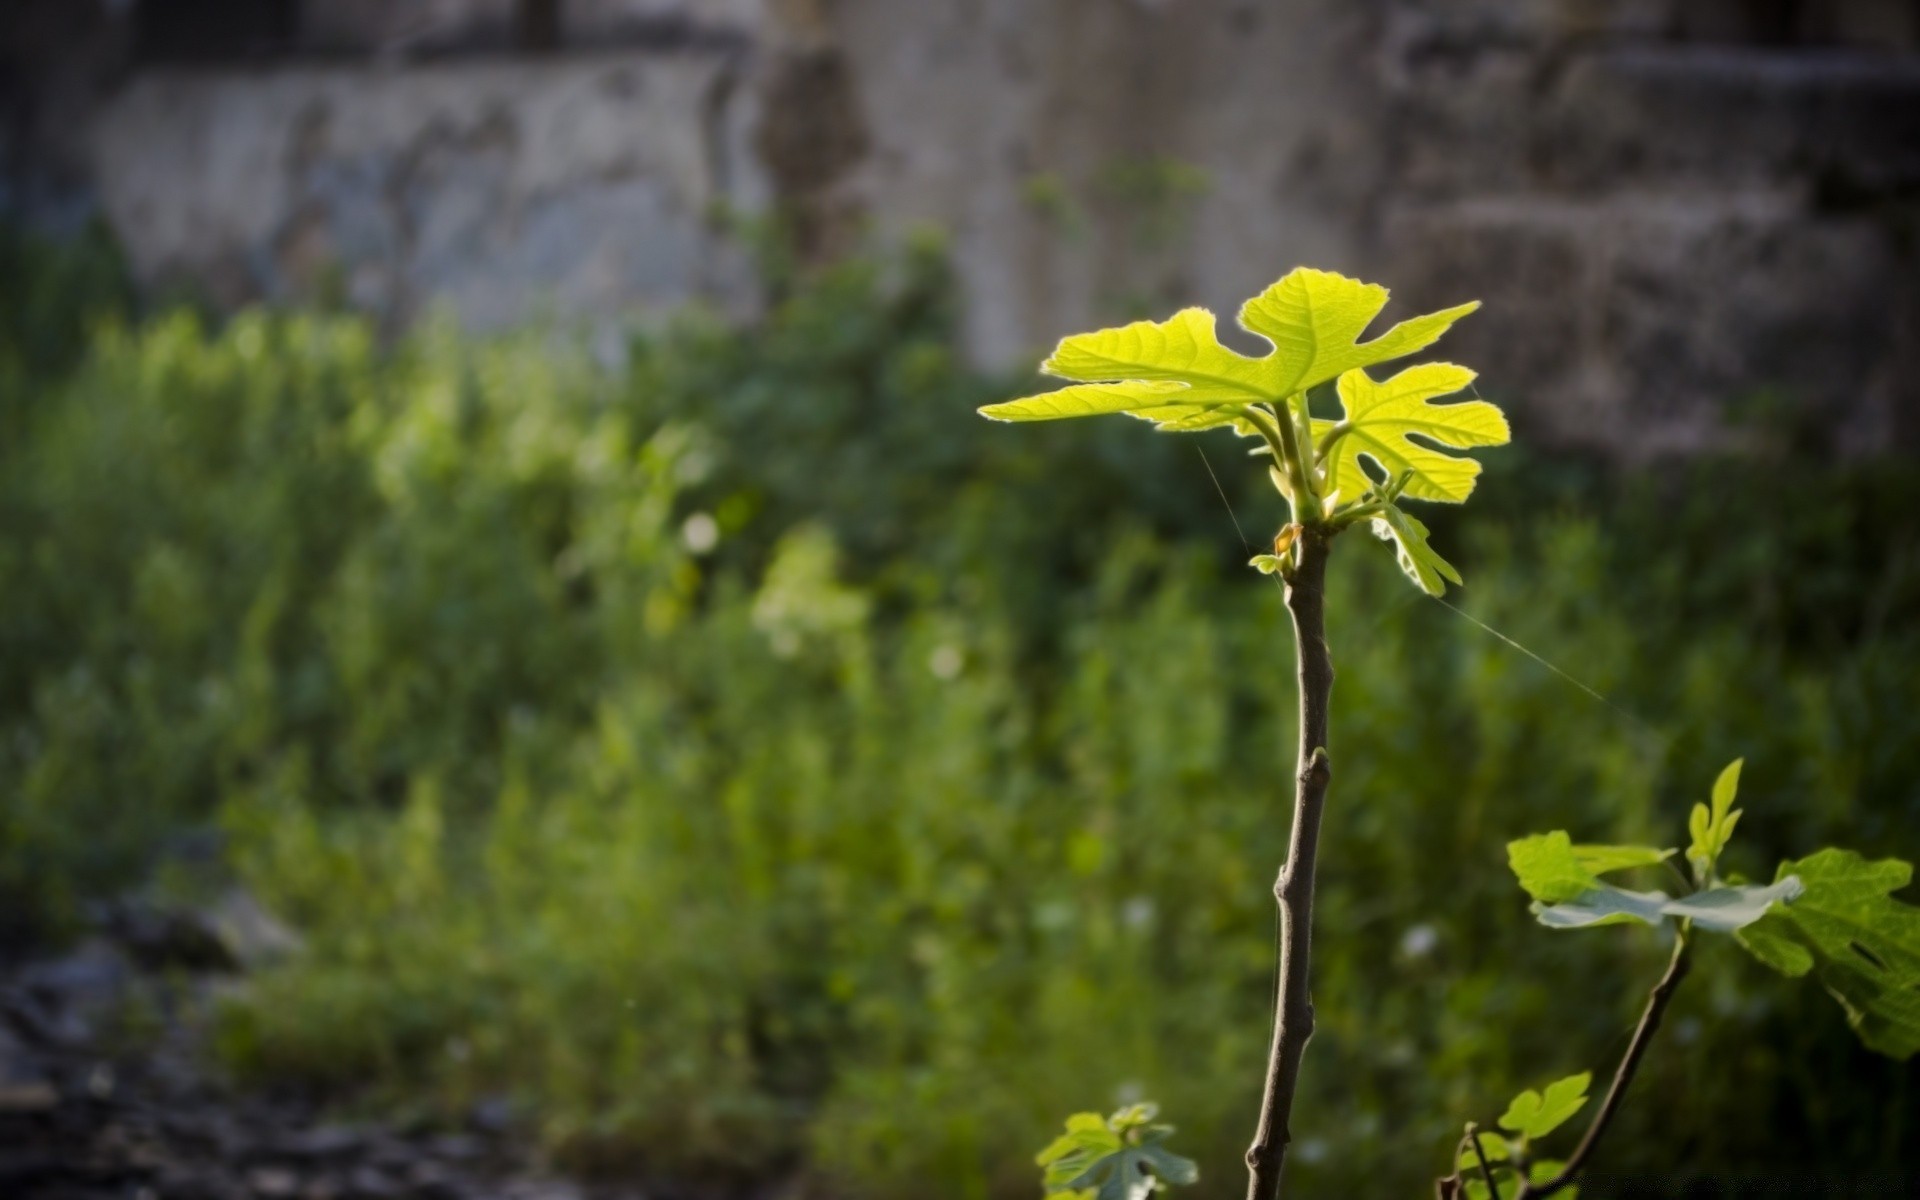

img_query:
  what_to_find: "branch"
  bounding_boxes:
[1516,932,1693,1198]
[1245,527,1335,1200]
[1436,1124,1503,1200]
[1467,1127,1503,1200]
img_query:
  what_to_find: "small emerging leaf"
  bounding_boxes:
[1686,759,1744,872]
[1498,1072,1591,1139]
[1735,849,1920,1058]
[1370,504,1462,596]
[1036,1106,1198,1198]
[1249,554,1288,575]
[1038,1113,1124,1191]
[1456,1132,1511,1170]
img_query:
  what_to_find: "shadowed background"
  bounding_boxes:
[3,2,1918,1197]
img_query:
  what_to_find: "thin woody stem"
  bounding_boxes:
[1467,1127,1503,1200]
[1515,931,1693,1198]
[1244,526,1335,1200]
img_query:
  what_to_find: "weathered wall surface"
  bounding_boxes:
[90,52,764,328]
[1374,3,1920,454]
[12,0,1920,453]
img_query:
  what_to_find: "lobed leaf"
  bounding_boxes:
[1370,504,1462,596]
[1511,831,1801,933]
[978,270,1487,432]
[1498,1072,1591,1139]
[1036,1107,1197,1198]
[980,380,1198,423]
[1314,363,1509,504]
[1508,833,1603,905]
[1734,849,1920,1058]
[1236,268,1480,397]
[1041,307,1272,395]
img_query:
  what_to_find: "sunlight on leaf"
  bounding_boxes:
[1687,759,1744,874]
[1572,844,1676,875]
[1509,833,1602,905]
[1237,267,1479,396]
[979,270,1482,430]
[977,268,1499,596]
[1314,363,1509,504]
[979,380,1196,422]
[1044,308,1272,394]
[1037,1105,1198,1199]
[1499,1072,1591,1139]
[1370,504,1462,596]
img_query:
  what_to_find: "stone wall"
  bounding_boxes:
[89,52,765,329]
[9,0,1919,454]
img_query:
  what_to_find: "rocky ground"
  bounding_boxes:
[0,896,681,1200]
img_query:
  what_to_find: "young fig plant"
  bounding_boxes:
[982,268,1507,1200]
[1436,760,1920,1198]
[1036,1104,1199,1200]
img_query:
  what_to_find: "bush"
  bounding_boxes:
[2,235,1916,1196]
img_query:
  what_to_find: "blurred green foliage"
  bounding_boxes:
[2,231,1917,1197]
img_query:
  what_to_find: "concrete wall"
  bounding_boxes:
[12,0,1920,454]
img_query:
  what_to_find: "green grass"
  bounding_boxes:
[3,233,1916,1196]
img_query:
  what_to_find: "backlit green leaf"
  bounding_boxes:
[1456,1133,1512,1169]
[1236,268,1479,397]
[1572,844,1676,875]
[1734,849,1920,1058]
[1687,759,1745,871]
[1370,504,1462,596]
[1042,307,1272,395]
[1036,1107,1198,1197]
[1509,833,1602,905]
[1313,363,1509,504]
[1498,1072,1591,1138]
[980,380,1197,423]
[978,271,1485,431]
